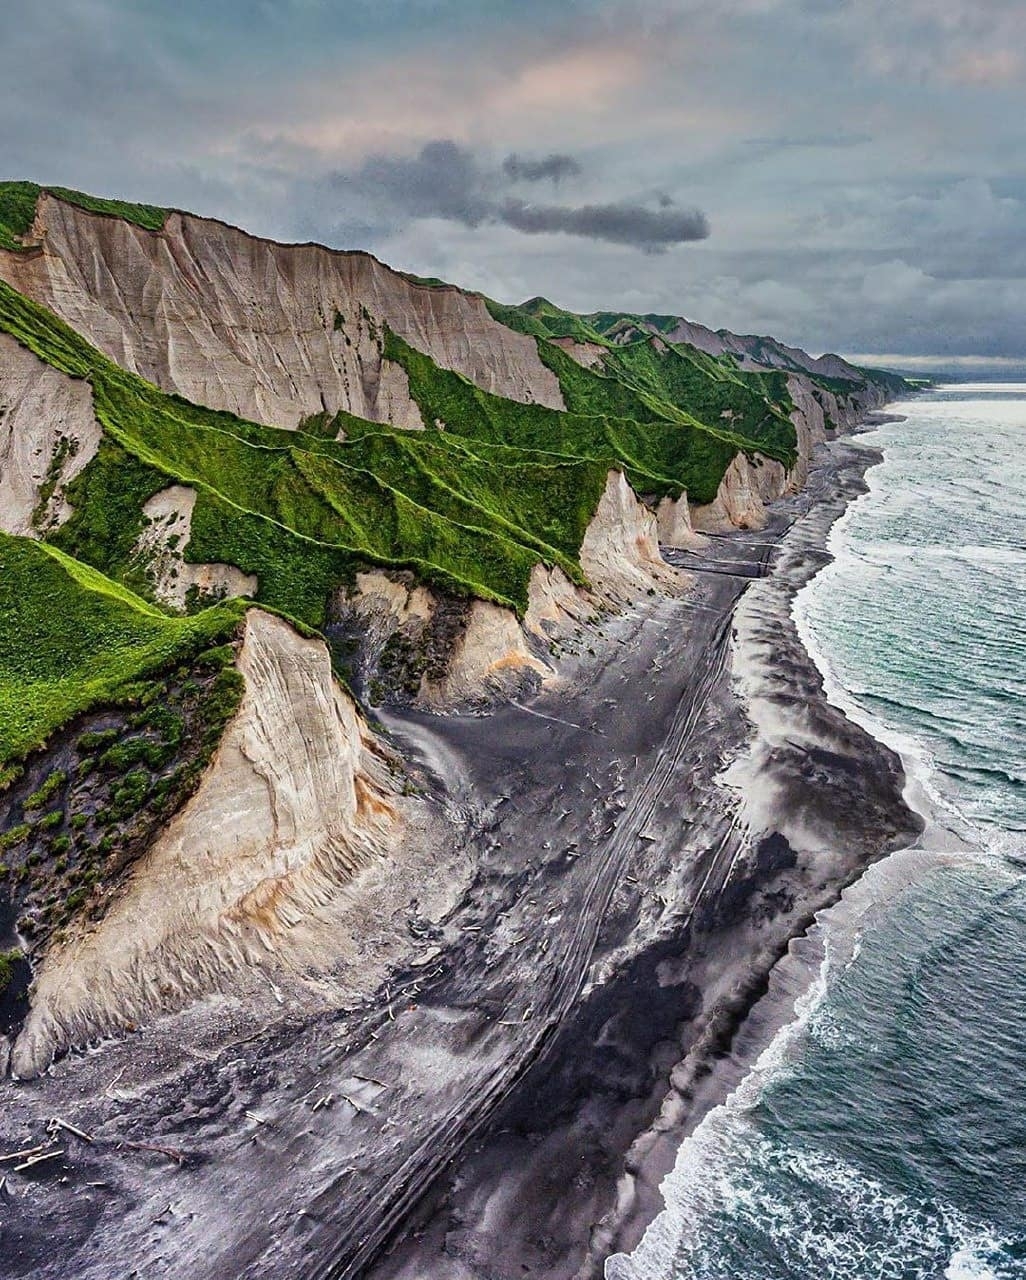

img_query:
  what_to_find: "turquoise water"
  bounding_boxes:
[610,386,1026,1280]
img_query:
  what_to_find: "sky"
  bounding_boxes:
[3,0,1024,366]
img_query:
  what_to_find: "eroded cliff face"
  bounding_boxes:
[548,336,607,370]
[137,485,258,609]
[686,373,890,533]
[0,331,100,535]
[9,609,416,1078]
[332,470,688,710]
[626,313,870,383]
[580,469,684,600]
[690,453,788,534]
[655,493,708,550]
[0,194,564,429]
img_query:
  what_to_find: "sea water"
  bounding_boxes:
[608,385,1026,1280]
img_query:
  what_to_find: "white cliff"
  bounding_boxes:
[0,194,565,430]
[0,332,100,535]
[11,609,413,1078]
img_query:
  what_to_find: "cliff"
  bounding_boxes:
[0,180,908,1080]
[0,192,564,428]
[8,609,415,1078]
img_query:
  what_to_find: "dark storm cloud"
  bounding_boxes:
[325,140,709,250]
[502,153,582,183]
[347,140,493,226]
[500,198,709,250]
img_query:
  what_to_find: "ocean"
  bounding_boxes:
[608,385,1026,1280]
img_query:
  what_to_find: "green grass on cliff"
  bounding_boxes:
[484,296,611,346]
[382,327,776,501]
[485,292,909,437]
[0,271,804,630]
[483,294,799,464]
[0,181,167,250]
[0,251,838,651]
[0,183,41,250]
[0,279,610,621]
[0,533,245,766]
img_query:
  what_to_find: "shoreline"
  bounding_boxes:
[608,387,1026,1279]
[600,419,946,1274]
[367,420,925,1280]
[0,414,924,1280]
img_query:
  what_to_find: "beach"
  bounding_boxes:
[0,418,922,1280]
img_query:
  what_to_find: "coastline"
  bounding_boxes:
[367,420,925,1280]
[597,421,941,1275]
[0,415,924,1280]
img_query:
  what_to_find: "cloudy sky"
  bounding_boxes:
[4,0,1024,365]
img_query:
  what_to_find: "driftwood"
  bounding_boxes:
[14,1148,64,1173]
[119,1139,189,1165]
[352,1074,390,1090]
[48,1117,93,1143]
[338,1093,370,1115]
[0,1145,48,1165]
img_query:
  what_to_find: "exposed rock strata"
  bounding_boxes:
[654,493,708,551]
[0,331,100,534]
[10,609,409,1078]
[0,194,565,429]
[616,312,871,382]
[580,470,684,600]
[549,336,607,370]
[690,452,786,533]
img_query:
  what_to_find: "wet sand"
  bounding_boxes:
[0,425,921,1280]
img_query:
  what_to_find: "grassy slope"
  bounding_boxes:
[0,181,167,250]
[0,532,244,766]
[0,269,807,630]
[0,280,609,622]
[484,295,799,458]
[0,203,897,643]
[0,191,905,779]
[489,293,907,421]
[383,329,779,503]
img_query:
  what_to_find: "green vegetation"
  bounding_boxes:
[1,189,907,945]
[45,186,167,231]
[0,265,817,651]
[0,202,904,781]
[485,293,910,442]
[0,181,42,250]
[383,328,766,502]
[579,339,797,461]
[0,636,246,942]
[0,948,23,994]
[0,824,30,853]
[485,295,610,345]
[0,280,610,620]
[23,770,66,811]
[483,295,799,465]
[0,531,245,767]
[0,181,167,250]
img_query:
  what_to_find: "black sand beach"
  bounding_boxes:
[0,425,922,1280]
